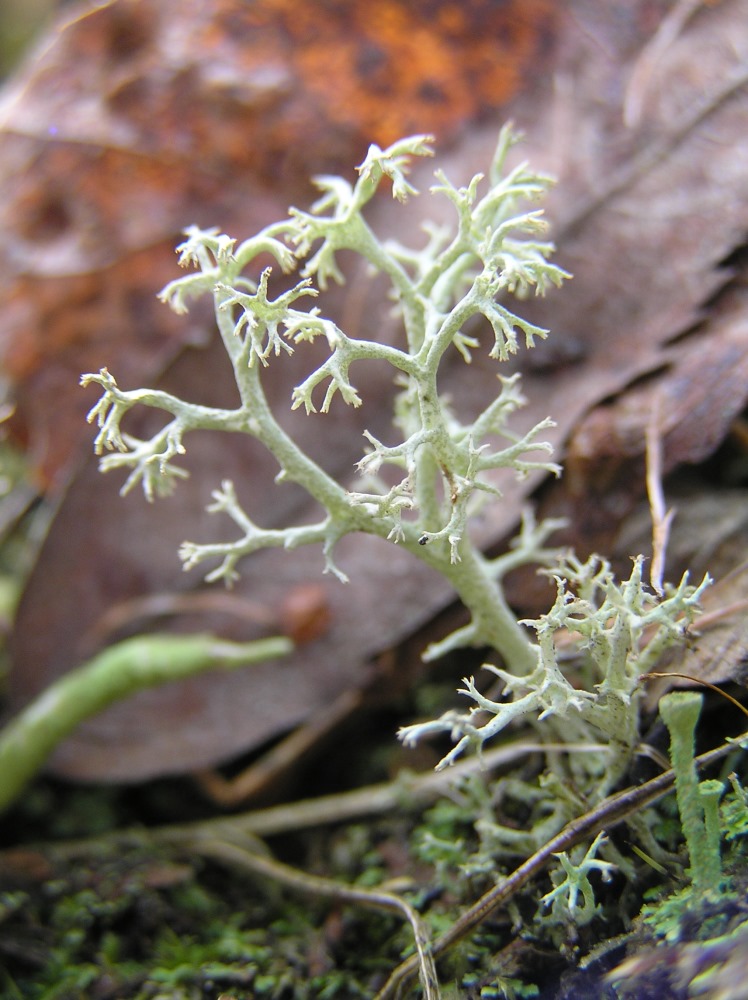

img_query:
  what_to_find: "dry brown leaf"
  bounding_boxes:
[0,0,557,488]
[679,563,748,689]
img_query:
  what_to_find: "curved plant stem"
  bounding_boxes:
[192,836,440,1000]
[0,633,292,813]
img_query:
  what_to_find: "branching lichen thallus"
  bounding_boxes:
[82,128,707,822]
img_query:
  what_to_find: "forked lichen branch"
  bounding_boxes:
[81,126,707,812]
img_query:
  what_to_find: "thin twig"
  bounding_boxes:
[190,836,440,1000]
[645,394,674,595]
[193,687,366,806]
[644,672,748,720]
[21,740,605,859]
[193,740,606,838]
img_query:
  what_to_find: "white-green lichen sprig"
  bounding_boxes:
[285,127,567,563]
[539,831,618,927]
[81,129,567,678]
[400,555,710,789]
[81,129,710,783]
[82,129,711,790]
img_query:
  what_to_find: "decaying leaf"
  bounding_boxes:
[678,563,748,689]
[0,0,557,489]
[3,0,748,782]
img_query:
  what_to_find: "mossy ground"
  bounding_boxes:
[1,446,747,999]
[1,696,746,1000]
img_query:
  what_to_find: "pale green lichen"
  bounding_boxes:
[82,128,567,673]
[539,831,617,927]
[76,130,709,922]
[659,692,723,895]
